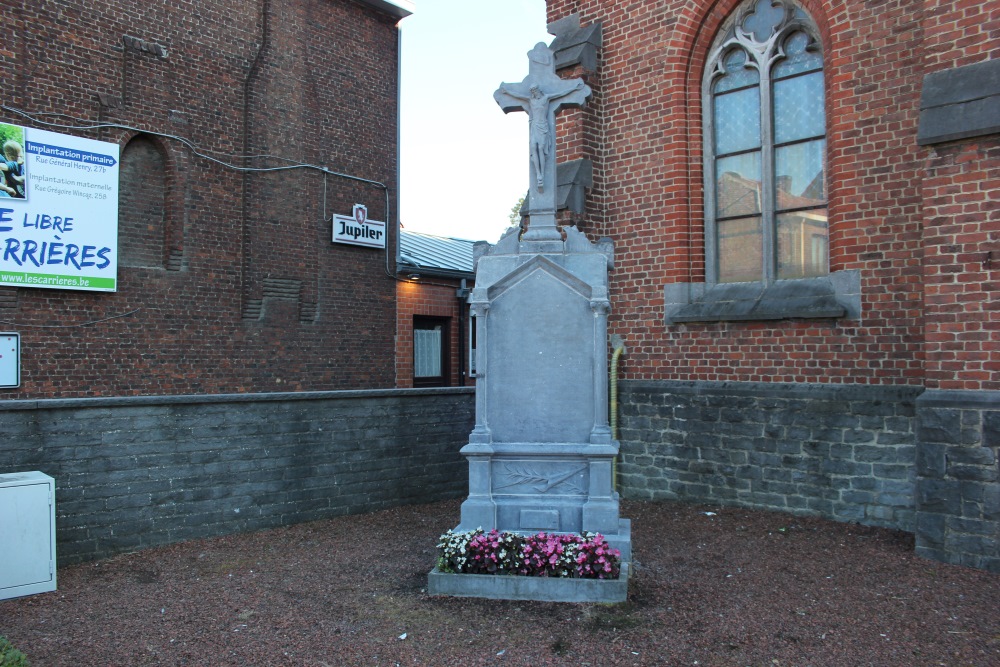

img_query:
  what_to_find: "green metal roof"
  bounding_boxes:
[398,230,477,277]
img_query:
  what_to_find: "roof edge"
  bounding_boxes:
[396,264,475,281]
[356,0,414,20]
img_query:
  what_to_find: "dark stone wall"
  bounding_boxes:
[0,388,473,565]
[618,381,921,531]
[6,381,996,574]
[915,390,1000,573]
[618,380,1000,572]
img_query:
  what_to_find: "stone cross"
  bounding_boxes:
[495,42,591,242]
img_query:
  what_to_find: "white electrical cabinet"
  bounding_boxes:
[0,471,56,600]
[0,332,19,388]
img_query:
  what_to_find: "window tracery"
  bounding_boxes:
[704,0,827,284]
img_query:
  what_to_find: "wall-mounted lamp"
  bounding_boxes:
[407,273,421,281]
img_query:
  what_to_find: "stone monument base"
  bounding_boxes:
[428,562,630,603]
[456,441,631,559]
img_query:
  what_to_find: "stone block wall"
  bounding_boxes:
[915,391,1000,572]
[618,381,921,531]
[0,388,473,565]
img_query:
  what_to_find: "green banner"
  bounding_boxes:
[0,271,115,290]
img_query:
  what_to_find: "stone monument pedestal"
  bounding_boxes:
[430,42,630,601]
[457,441,632,563]
[458,228,630,560]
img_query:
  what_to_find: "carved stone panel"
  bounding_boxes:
[492,459,589,497]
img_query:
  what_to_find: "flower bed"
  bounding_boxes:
[430,529,629,602]
[436,529,621,579]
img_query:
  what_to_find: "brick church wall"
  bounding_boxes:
[548,0,927,386]
[0,0,401,399]
[919,0,1000,394]
[0,0,437,565]
[546,0,999,571]
[921,139,1000,392]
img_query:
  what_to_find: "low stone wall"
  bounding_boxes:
[915,390,1000,572]
[8,382,994,573]
[618,381,921,531]
[0,388,474,565]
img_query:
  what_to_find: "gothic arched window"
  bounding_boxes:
[704,0,827,284]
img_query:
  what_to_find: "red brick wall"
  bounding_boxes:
[922,139,1000,391]
[919,2,1000,391]
[396,279,472,388]
[0,0,401,398]
[547,0,996,388]
[920,0,999,70]
[119,135,168,268]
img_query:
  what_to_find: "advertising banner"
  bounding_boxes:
[0,123,119,292]
[333,204,386,249]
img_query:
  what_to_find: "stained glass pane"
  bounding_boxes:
[775,139,826,210]
[741,0,784,43]
[773,70,825,143]
[773,31,822,79]
[716,152,762,218]
[714,86,761,154]
[776,209,828,279]
[717,216,762,283]
[713,49,759,93]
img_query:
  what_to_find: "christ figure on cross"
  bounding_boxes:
[495,43,591,211]
[497,81,585,192]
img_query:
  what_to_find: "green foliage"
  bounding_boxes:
[508,194,526,226]
[0,123,25,150]
[0,636,30,667]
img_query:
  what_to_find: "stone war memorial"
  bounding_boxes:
[428,42,631,603]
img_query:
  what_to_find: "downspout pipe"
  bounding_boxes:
[610,334,626,491]
[456,279,471,387]
[394,25,403,275]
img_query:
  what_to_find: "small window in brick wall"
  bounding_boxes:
[413,316,450,387]
[118,135,167,268]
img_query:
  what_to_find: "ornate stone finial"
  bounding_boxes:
[528,42,552,67]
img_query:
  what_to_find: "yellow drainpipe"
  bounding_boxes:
[609,334,626,492]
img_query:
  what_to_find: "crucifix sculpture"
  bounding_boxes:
[495,42,591,242]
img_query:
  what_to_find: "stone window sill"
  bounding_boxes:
[663,270,860,325]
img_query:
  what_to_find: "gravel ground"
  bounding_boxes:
[1,499,998,666]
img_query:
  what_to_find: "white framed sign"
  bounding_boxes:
[0,332,19,388]
[333,204,386,249]
[0,123,119,292]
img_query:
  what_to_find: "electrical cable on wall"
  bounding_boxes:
[0,308,142,328]
[0,104,382,179]
[0,103,409,282]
